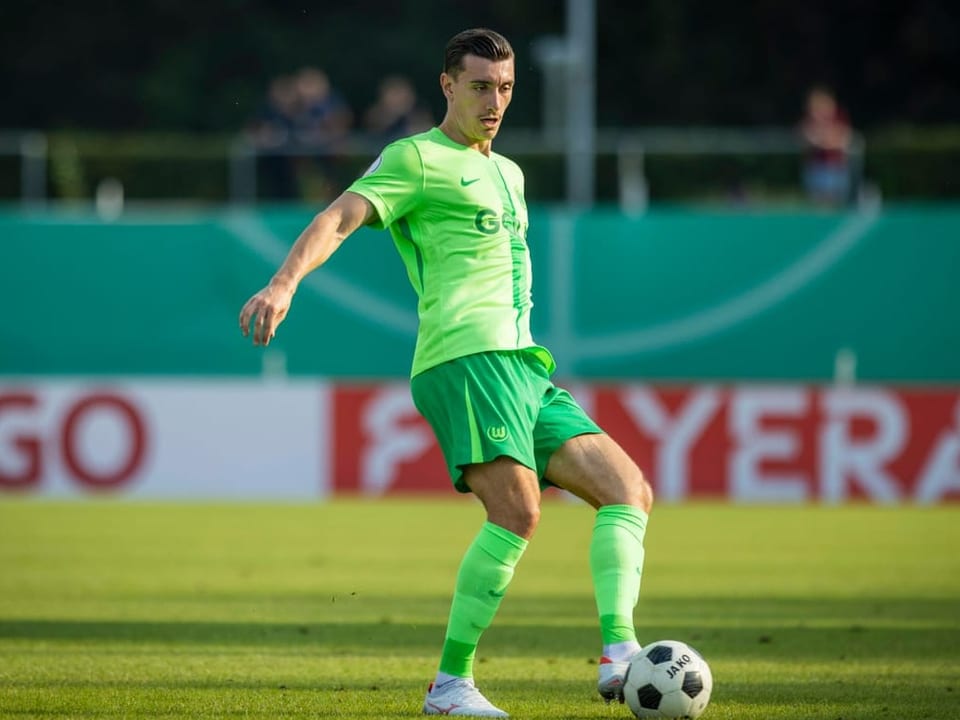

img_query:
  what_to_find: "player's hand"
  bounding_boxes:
[239,281,295,346]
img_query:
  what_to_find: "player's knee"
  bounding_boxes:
[592,465,652,513]
[513,501,541,538]
[632,467,654,513]
[489,501,540,540]
[612,462,653,513]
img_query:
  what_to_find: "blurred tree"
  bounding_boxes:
[2,0,957,131]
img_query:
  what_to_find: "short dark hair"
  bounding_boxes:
[443,28,514,76]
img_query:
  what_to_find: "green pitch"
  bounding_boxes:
[0,499,957,719]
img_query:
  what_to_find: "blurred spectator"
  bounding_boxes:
[246,74,301,199]
[799,86,853,206]
[292,66,354,201]
[245,68,355,201]
[293,66,353,148]
[363,75,434,143]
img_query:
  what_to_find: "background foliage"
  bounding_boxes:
[4,0,959,132]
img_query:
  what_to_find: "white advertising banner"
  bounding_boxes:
[0,380,330,498]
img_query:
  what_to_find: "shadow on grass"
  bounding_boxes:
[1,595,958,662]
[2,677,957,720]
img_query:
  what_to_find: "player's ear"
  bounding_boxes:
[440,73,454,99]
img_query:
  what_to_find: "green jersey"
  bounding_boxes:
[347,127,554,377]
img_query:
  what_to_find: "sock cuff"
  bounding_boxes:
[594,504,648,539]
[599,614,639,644]
[479,521,528,564]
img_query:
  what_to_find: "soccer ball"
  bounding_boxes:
[623,640,713,719]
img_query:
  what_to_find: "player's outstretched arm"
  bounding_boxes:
[239,191,375,346]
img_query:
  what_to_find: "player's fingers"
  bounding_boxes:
[240,296,264,337]
[252,309,264,345]
[255,305,274,345]
[264,306,288,346]
[239,302,251,336]
[261,319,275,346]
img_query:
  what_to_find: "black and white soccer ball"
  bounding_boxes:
[623,640,713,719]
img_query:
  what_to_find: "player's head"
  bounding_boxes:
[439,28,515,149]
[443,28,514,78]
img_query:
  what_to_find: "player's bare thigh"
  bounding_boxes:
[545,433,653,512]
[462,456,542,539]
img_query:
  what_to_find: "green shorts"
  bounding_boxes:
[410,349,603,492]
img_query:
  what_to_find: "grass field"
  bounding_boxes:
[0,499,958,719]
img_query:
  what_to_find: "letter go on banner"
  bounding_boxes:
[0,389,146,490]
[0,381,327,498]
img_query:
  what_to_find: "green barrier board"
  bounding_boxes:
[2,204,957,381]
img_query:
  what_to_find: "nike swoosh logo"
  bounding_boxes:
[460,177,480,186]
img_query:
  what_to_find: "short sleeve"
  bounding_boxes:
[347,140,424,229]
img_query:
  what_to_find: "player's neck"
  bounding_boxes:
[438,120,493,156]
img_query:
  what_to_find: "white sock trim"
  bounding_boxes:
[434,670,469,688]
[603,640,642,662]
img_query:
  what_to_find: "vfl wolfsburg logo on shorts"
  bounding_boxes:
[486,425,509,442]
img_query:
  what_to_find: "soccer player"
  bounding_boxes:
[239,28,653,718]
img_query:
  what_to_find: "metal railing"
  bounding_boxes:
[0,132,48,206]
[494,127,867,212]
[1,127,867,211]
[229,126,867,210]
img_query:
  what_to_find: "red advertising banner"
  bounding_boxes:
[332,384,960,503]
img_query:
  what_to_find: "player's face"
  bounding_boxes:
[441,54,514,148]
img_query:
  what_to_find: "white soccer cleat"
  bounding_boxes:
[422,678,509,717]
[597,655,632,703]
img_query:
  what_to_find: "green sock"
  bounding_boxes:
[438,522,528,678]
[590,504,648,645]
